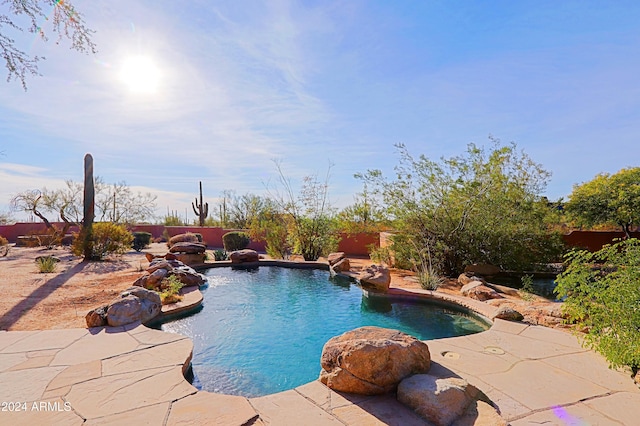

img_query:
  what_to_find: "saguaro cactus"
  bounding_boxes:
[192,181,209,226]
[82,153,95,260]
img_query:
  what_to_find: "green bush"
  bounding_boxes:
[132,232,152,252]
[222,231,251,252]
[36,256,57,273]
[72,222,133,260]
[213,249,227,261]
[555,238,640,370]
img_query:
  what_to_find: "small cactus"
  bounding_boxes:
[192,181,209,226]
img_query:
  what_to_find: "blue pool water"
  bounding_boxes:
[160,267,487,397]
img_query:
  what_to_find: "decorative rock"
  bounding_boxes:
[168,233,200,247]
[453,400,507,426]
[327,252,346,265]
[397,374,479,426]
[460,280,483,294]
[121,287,162,323]
[229,249,260,264]
[332,258,350,273]
[458,273,485,286]
[106,295,142,327]
[464,263,501,277]
[169,242,206,254]
[492,306,524,322]
[104,288,162,327]
[358,264,391,292]
[320,326,431,395]
[147,268,169,287]
[85,305,108,327]
[464,285,502,301]
[175,253,206,266]
[172,268,207,286]
[147,260,174,273]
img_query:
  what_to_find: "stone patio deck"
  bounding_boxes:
[1,317,639,425]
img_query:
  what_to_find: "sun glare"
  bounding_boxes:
[119,56,161,93]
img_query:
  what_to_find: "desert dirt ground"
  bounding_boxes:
[0,244,161,331]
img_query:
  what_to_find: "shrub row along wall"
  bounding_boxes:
[0,223,379,256]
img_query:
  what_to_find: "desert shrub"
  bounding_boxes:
[0,235,9,257]
[159,275,184,304]
[555,238,640,370]
[213,249,227,261]
[368,245,393,266]
[35,256,58,273]
[222,231,251,252]
[132,232,152,252]
[72,222,133,260]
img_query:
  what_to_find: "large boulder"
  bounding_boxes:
[106,295,142,327]
[175,253,206,266]
[332,258,351,273]
[492,305,524,322]
[229,249,260,264]
[462,284,502,301]
[397,374,502,426]
[168,233,200,247]
[169,242,206,254]
[105,288,162,327]
[358,264,391,292]
[327,252,346,265]
[320,326,431,395]
[85,305,108,328]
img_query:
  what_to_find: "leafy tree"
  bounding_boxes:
[566,168,640,238]
[360,138,564,275]
[555,238,640,371]
[1,0,95,89]
[337,182,388,234]
[216,191,269,229]
[10,179,158,227]
[248,200,291,259]
[253,161,340,261]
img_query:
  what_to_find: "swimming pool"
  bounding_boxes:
[160,266,487,397]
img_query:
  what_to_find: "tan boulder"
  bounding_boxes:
[229,249,260,264]
[358,264,391,292]
[397,374,483,426]
[320,326,431,395]
[327,252,346,265]
[106,295,142,327]
[463,284,502,301]
[85,305,108,328]
[168,233,200,247]
[169,242,206,254]
[332,258,351,272]
[492,305,524,322]
[460,280,483,294]
[175,253,206,266]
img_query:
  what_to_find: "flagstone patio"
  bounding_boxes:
[1,317,639,425]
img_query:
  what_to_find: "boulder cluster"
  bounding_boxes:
[86,286,162,328]
[134,253,207,289]
[320,326,506,425]
[167,233,207,265]
[85,252,206,328]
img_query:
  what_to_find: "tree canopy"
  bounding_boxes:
[361,138,564,275]
[566,167,640,238]
[1,0,95,89]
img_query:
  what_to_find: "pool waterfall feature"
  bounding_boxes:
[158,263,490,397]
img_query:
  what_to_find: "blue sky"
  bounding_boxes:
[1,1,639,222]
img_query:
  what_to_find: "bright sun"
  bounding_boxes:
[119,56,161,93]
